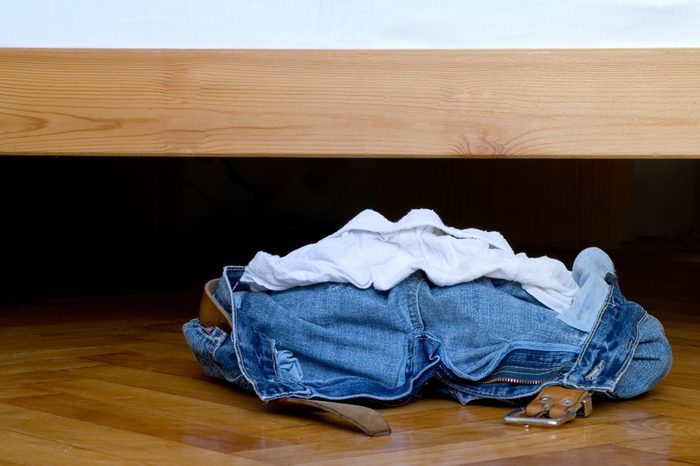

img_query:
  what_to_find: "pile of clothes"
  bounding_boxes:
[184,209,671,408]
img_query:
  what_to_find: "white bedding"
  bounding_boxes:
[2,0,700,49]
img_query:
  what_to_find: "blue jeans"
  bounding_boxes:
[183,247,671,404]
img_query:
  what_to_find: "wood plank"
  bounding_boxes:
[0,386,55,400]
[467,444,686,466]
[239,423,664,465]
[0,426,143,465]
[4,393,291,454]
[59,364,269,411]
[236,403,659,462]
[0,346,122,364]
[26,377,300,430]
[2,49,700,158]
[620,415,700,438]
[0,357,104,376]
[0,403,269,466]
[82,351,211,379]
[618,436,700,465]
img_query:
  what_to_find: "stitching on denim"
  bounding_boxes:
[411,277,426,332]
[612,311,647,382]
[584,361,605,381]
[491,366,569,376]
[404,337,415,384]
[223,272,261,393]
[230,295,259,395]
[199,326,228,378]
[568,281,615,375]
[268,336,278,378]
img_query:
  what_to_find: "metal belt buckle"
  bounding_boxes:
[504,386,593,427]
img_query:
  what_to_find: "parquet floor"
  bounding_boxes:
[0,244,698,465]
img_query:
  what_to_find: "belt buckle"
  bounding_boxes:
[504,386,593,427]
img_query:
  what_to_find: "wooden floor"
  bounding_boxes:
[0,243,698,465]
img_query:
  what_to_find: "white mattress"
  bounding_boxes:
[2,0,700,49]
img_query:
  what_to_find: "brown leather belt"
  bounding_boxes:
[199,279,233,333]
[196,279,592,436]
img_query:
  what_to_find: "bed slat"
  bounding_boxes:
[1,49,699,157]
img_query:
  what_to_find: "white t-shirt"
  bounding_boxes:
[241,209,578,313]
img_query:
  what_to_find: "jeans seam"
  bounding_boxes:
[409,277,426,333]
[566,281,615,381]
[612,312,647,383]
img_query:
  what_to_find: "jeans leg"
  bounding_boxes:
[610,313,672,398]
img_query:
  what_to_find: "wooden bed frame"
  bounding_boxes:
[2,49,699,158]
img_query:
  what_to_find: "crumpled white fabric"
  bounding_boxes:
[241,209,579,313]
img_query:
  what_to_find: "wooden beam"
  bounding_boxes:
[1,49,699,157]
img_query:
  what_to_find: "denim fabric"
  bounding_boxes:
[183,247,672,405]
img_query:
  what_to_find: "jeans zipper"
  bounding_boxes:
[478,372,564,385]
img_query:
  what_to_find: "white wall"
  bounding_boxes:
[2,0,700,49]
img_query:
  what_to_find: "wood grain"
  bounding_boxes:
[1,49,700,158]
